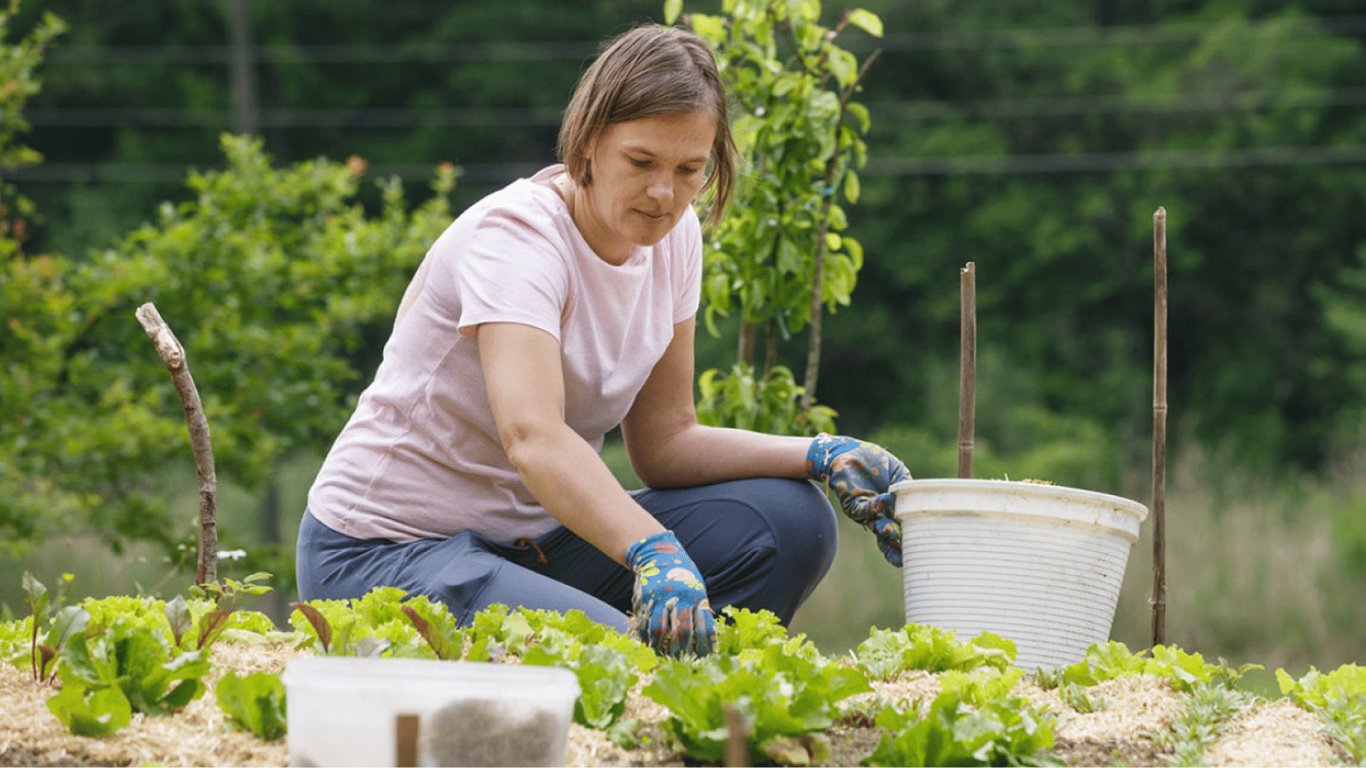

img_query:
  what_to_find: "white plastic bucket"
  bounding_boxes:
[892,478,1149,672]
[281,656,580,767]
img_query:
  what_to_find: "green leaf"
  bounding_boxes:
[845,102,871,133]
[843,172,860,204]
[689,13,725,43]
[216,670,288,741]
[22,571,49,624]
[48,678,133,737]
[845,8,883,38]
[164,595,192,648]
[664,0,683,26]
[61,631,118,687]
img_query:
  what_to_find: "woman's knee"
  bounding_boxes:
[749,477,839,569]
[723,478,839,610]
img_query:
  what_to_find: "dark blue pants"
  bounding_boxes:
[296,477,839,630]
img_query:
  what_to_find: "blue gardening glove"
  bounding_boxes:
[807,433,911,567]
[625,530,716,657]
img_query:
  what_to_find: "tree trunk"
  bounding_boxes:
[737,318,757,369]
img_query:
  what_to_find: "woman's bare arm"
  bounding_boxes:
[478,322,663,564]
[621,316,811,488]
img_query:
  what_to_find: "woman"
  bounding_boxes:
[296,23,910,657]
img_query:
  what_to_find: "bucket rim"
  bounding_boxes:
[890,478,1149,523]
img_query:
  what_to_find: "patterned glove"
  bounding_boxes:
[625,530,716,657]
[807,433,911,567]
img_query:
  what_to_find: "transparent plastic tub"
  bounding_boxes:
[892,478,1149,671]
[281,656,580,767]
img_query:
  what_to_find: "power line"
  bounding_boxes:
[45,40,600,66]
[40,15,1366,66]
[26,105,567,128]
[867,144,1366,175]
[25,86,1366,129]
[9,145,1366,185]
[870,87,1366,120]
[879,14,1366,51]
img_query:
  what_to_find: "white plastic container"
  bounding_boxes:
[892,478,1149,672]
[281,656,580,767]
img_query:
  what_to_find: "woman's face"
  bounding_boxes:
[576,110,716,264]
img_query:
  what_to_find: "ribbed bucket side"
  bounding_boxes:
[901,512,1134,672]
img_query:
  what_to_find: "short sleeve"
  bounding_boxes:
[455,208,570,340]
[673,207,703,324]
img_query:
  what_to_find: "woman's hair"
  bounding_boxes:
[558,24,737,228]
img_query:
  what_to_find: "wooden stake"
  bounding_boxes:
[1150,208,1168,647]
[958,262,977,479]
[724,705,750,767]
[135,303,218,585]
[394,714,420,767]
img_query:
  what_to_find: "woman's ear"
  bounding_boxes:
[581,136,597,186]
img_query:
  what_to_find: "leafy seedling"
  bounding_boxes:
[216,670,287,741]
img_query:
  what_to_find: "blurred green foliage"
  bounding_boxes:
[2,0,1366,666]
[3,42,457,559]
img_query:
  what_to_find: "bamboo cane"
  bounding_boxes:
[136,302,218,585]
[958,262,977,479]
[1151,208,1168,647]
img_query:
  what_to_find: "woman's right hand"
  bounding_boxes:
[625,530,716,657]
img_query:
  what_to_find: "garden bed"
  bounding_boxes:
[0,637,1346,767]
[2,584,1359,768]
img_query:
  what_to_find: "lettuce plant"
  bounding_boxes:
[216,670,287,741]
[1049,641,1261,693]
[856,625,1016,680]
[1277,664,1366,762]
[48,617,212,735]
[642,609,867,764]
[863,690,1059,767]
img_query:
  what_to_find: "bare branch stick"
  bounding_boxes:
[958,262,977,478]
[1150,208,1168,647]
[135,302,218,585]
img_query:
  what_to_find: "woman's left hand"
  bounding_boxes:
[806,433,910,567]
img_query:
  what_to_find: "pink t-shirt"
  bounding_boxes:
[307,165,702,542]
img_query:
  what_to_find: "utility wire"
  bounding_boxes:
[40,15,1366,66]
[9,145,1366,184]
[878,14,1366,51]
[26,87,1366,128]
[867,144,1366,175]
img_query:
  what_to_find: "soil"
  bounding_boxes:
[0,640,1346,767]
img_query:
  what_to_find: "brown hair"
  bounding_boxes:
[558,24,737,228]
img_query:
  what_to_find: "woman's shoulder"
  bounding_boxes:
[432,166,572,250]
[470,166,575,243]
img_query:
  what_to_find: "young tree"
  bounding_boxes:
[672,0,881,435]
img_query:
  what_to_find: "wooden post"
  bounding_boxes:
[135,303,218,585]
[394,714,420,767]
[1150,208,1168,647]
[958,262,977,478]
[724,705,750,767]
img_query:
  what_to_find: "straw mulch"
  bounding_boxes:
[0,639,293,767]
[1,642,1345,767]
